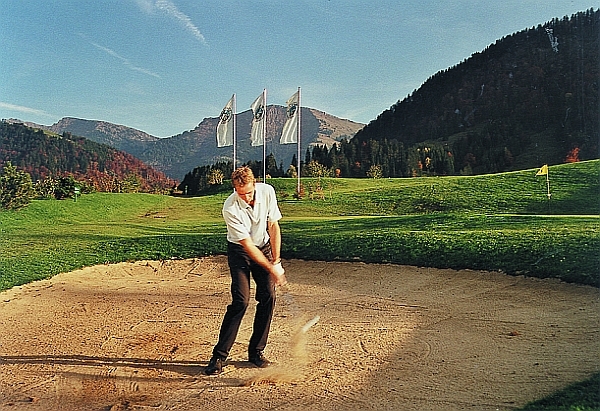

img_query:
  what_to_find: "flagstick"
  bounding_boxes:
[546,171,551,213]
[297,87,302,195]
[233,93,237,170]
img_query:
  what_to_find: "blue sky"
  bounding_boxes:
[1,0,596,137]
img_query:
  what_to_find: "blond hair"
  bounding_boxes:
[231,166,255,188]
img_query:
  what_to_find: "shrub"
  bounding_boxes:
[0,162,35,210]
[54,175,77,200]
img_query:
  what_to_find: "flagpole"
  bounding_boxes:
[263,88,267,181]
[546,171,551,213]
[535,164,550,212]
[233,93,237,170]
[297,87,301,195]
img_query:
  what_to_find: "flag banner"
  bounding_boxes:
[280,91,299,144]
[536,164,548,176]
[216,95,235,147]
[250,91,265,147]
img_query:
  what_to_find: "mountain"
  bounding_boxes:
[18,108,363,181]
[48,117,159,154]
[140,106,363,181]
[9,10,596,181]
[346,9,598,176]
[0,121,176,193]
[5,117,160,164]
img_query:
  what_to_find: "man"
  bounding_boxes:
[205,166,287,376]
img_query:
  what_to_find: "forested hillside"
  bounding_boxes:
[5,10,597,183]
[0,122,176,193]
[320,9,598,177]
[12,108,364,181]
[144,106,363,181]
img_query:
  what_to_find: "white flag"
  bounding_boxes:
[250,91,265,147]
[280,91,299,144]
[216,95,234,147]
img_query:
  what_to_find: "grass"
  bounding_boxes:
[0,159,598,409]
[518,372,600,411]
[0,193,228,290]
[280,214,598,285]
[1,161,598,290]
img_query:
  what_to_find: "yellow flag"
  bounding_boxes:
[536,164,548,176]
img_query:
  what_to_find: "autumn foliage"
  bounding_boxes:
[565,147,580,163]
[0,122,177,194]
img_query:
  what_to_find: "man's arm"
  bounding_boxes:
[238,228,286,286]
[267,220,281,263]
[238,237,272,270]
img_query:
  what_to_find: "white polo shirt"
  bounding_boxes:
[222,182,282,247]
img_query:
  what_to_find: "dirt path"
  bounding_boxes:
[1,257,598,410]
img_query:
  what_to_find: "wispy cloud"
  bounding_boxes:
[0,102,55,118]
[89,41,161,78]
[135,0,207,46]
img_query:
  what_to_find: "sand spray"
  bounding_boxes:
[243,286,319,386]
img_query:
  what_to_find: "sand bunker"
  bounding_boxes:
[1,257,598,410]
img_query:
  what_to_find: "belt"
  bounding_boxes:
[228,241,270,251]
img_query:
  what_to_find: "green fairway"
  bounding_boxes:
[1,160,598,291]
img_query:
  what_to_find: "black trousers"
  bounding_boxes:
[212,242,276,359]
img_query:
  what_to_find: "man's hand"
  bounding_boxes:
[238,237,287,286]
[271,262,287,286]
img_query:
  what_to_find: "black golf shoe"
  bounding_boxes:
[205,356,224,375]
[249,352,271,368]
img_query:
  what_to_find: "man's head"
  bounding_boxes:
[232,166,256,204]
[231,166,255,187]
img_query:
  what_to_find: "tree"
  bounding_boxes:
[54,175,77,199]
[122,174,142,193]
[208,168,224,185]
[286,164,298,178]
[34,176,58,199]
[0,162,35,210]
[265,153,281,177]
[306,160,331,178]
[305,148,311,165]
[366,164,383,179]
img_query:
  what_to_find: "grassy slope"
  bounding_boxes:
[0,160,598,409]
[1,160,598,290]
[0,192,225,290]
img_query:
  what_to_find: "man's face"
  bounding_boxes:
[235,182,255,205]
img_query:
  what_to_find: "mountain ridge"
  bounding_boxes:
[0,121,176,193]
[6,9,597,180]
[7,107,364,180]
[343,8,598,176]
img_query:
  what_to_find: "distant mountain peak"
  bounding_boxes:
[50,117,159,145]
[18,105,364,180]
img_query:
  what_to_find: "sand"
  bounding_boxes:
[1,257,598,410]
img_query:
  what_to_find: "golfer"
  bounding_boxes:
[205,166,287,375]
